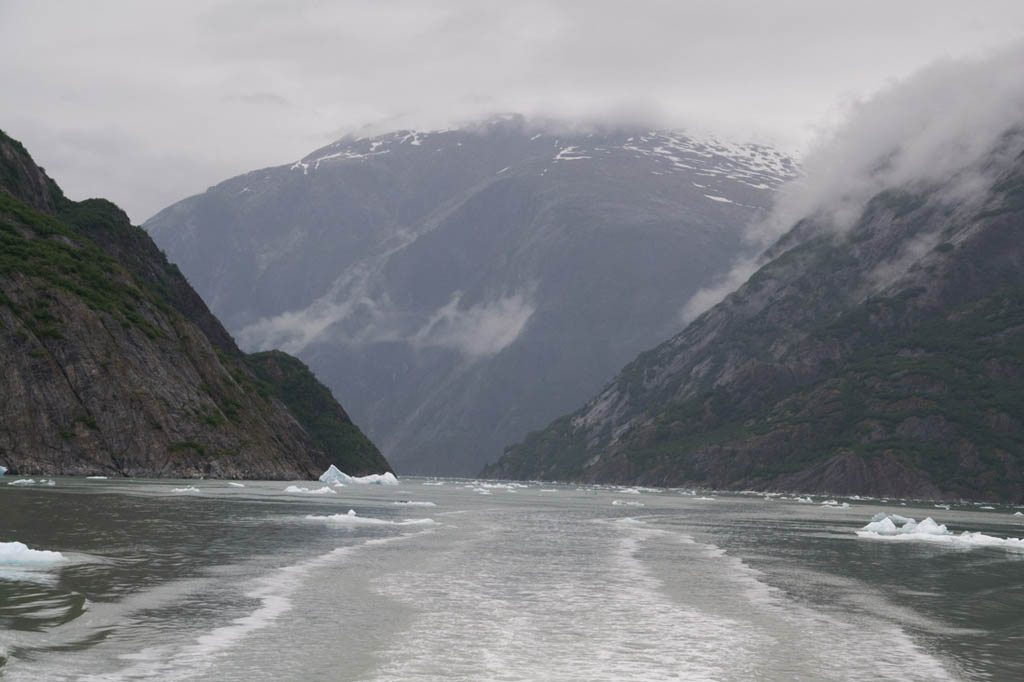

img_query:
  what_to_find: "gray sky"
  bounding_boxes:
[2,0,1023,223]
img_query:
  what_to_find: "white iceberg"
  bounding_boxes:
[0,465,6,476]
[318,465,398,485]
[306,509,435,526]
[794,496,814,504]
[391,501,436,507]
[172,486,200,493]
[8,478,55,487]
[227,482,246,488]
[1014,512,1023,517]
[0,541,65,565]
[857,513,1024,550]
[612,499,645,507]
[284,485,335,495]
[86,476,108,480]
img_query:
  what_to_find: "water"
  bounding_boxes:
[2,479,1023,681]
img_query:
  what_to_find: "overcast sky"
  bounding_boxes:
[2,1,1023,223]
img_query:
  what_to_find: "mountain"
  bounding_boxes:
[0,129,389,479]
[145,115,796,475]
[483,120,1024,502]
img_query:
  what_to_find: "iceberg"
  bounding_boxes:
[0,465,6,476]
[8,478,55,487]
[391,501,436,507]
[172,486,200,493]
[0,541,65,565]
[86,476,108,480]
[306,509,435,526]
[318,465,398,485]
[856,513,1024,550]
[612,499,645,507]
[227,482,246,488]
[284,485,336,495]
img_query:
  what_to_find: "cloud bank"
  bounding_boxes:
[3,1,1024,220]
[682,42,1024,322]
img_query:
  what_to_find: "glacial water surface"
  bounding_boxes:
[1,477,1023,681]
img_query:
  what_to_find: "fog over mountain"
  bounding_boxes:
[487,46,1024,501]
[147,116,796,474]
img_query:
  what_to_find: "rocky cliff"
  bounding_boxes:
[485,128,1024,501]
[0,130,389,479]
[145,115,796,475]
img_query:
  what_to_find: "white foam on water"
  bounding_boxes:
[612,499,645,507]
[84,533,422,682]
[306,510,436,527]
[0,541,65,565]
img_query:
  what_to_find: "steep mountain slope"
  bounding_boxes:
[146,115,796,474]
[485,132,1024,501]
[0,129,389,478]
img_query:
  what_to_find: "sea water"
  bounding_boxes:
[1,478,1022,681]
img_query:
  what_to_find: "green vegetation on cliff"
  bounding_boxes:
[0,128,389,478]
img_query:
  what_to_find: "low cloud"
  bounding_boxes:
[682,42,1024,322]
[237,283,535,360]
[411,292,536,358]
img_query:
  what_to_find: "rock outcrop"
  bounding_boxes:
[0,129,389,479]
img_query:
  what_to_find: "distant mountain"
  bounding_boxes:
[146,115,796,474]
[484,128,1024,501]
[0,129,389,479]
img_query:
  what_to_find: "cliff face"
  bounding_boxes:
[145,116,796,475]
[485,140,1024,502]
[0,130,388,479]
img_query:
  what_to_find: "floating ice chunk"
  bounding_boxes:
[421,481,444,486]
[540,489,558,493]
[934,504,951,510]
[0,541,64,565]
[979,506,996,510]
[794,496,814,503]
[392,501,436,507]
[86,476,108,480]
[612,500,645,507]
[696,496,716,501]
[284,485,335,495]
[0,465,6,476]
[172,486,200,493]
[306,510,436,527]
[854,513,1024,551]
[1014,512,1023,517]
[9,478,54,486]
[870,512,914,525]
[618,487,642,495]
[319,465,398,485]
[227,482,246,488]
[821,499,838,506]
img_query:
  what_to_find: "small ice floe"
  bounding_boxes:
[794,496,814,504]
[172,486,200,493]
[0,541,65,565]
[0,465,6,476]
[86,476,108,480]
[319,465,398,486]
[421,481,445,486]
[284,485,335,495]
[227,482,246,488]
[934,504,951,510]
[391,501,436,507]
[8,479,55,487]
[306,509,435,527]
[612,499,645,507]
[618,487,642,495]
[696,496,716,501]
[821,499,838,506]
[979,506,996,510]
[472,487,492,495]
[1014,511,1024,517]
[857,513,1024,550]
[539,489,558,493]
